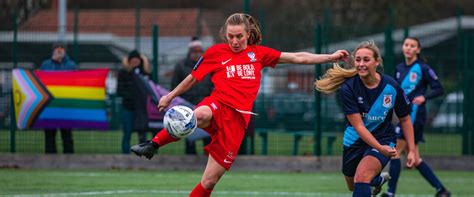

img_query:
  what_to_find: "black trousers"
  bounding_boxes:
[44,129,74,154]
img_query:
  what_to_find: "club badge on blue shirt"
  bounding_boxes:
[383,94,393,108]
[410,72,417,82]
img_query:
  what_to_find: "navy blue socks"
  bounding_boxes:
[416,161,444,191]
[387,158,401,194]
[353,183,371,197]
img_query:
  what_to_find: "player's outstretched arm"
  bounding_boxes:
[278,50,349,64]
[158,74,198,111]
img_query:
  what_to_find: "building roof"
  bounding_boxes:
[20,8,222,37]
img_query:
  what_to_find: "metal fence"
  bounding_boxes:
[0,9,473,156]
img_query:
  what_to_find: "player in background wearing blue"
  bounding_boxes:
[381,37,450,197]
[315,41,416,197]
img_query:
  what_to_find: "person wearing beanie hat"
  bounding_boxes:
[117,50,151,154]
[172,37,213,155]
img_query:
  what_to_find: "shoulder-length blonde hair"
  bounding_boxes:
[315,40,383,94]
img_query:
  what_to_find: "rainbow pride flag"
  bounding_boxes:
[12,68,109,130]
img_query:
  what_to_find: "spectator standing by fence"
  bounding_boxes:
[117,50,151,154]
[40,43,76,154]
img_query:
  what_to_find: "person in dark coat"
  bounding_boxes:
[117,50,151,154]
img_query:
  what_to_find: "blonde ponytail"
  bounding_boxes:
[315,63,357,94]
[315,40,383,94]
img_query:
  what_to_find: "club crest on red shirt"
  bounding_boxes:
[247,52,257,62]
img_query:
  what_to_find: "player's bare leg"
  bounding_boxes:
[131,106,212,159]
[190,155,226,197]
[344,176,355,191]
[353,156,383,196]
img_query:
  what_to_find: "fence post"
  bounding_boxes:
[10,11,18,153]
[196,8,202,38]
[134,0,141,51]
[462,34,473,155]
[243,0,250,14]
[73,5,79,62]
[456,9,471,155]
[469,36,474,155]
[152,25,159,83]
[313,24,322,156]
[384,25,394,75]
[403,27,410,39]
[323,7,332,53]
[255,7,265,155]
[455,9,463,132]
[384,7,395,75]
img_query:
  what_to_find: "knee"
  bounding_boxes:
[354,171,373,183]
[201,177,218,190]
[195,110,212,128]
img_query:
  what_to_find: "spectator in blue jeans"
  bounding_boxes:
[40,43,76,154]
[117,50,151,154]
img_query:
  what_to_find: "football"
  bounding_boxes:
[163,105,197,138]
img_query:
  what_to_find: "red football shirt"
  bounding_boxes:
[192,43,281,112]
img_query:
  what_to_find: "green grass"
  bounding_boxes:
[0,169,472,196]
[0,130,464,156]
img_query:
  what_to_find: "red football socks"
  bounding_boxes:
[151,128,179,146]
[189,182,212,197]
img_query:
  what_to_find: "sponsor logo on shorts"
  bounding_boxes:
[224,151,235,164]
[358,96,364,104]
[211,103,218,110]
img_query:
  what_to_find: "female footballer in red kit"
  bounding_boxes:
[131,13,349,196]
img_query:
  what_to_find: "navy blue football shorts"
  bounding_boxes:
[342,141,395,177]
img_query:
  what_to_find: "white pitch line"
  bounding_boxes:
[3,190,455,197]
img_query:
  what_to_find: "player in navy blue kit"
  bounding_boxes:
[381,37,450,197]
[315,41,416,197]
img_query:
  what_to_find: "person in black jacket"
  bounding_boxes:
[117,50,151,154]
[171,37,213,155]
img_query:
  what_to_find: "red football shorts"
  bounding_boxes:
[196,96,249,170]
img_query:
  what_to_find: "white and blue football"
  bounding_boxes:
[163,105,197,138]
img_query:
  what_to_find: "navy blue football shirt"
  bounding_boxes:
[338,73,411,148]
[394,59,443,124]
[395,59,443,101]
